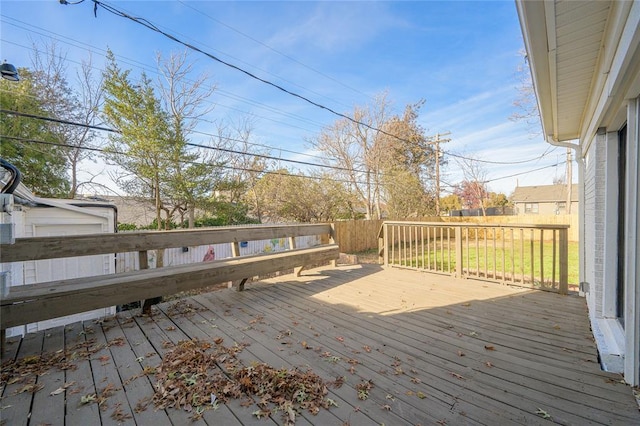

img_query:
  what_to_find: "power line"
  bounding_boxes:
[0,31,325,132]
[88,1,375,126]
[0,109,367,175]
[177,0,372,102]
[107,0,357,112]
[5,14,556,168]
[84,1,558,167]
[483,163,561,183]
[1,134,368,185]
[2,108,563,188]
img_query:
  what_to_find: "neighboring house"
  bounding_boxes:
[511,184,578,215]
[517,1,640,386]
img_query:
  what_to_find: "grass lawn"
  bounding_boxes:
[362,241,579,286]
[455,240,579,285]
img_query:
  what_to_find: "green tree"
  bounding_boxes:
[102,51,174,230]
[382,168,433,219]
[249,170,353,222]
[486,192,509,208]
[381,101,436,185]
[378,101,436,217]
[440,194,462,213]
[0,68,70,196]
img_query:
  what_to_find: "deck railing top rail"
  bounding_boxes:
[0,223,332,263]
[378,220,570,294]
[380,220,570,231]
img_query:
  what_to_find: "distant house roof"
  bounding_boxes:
[512,184,578,203]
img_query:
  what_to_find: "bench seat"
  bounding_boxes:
[1,244,339,330]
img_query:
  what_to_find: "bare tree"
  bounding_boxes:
[156,51,218,227]
[510,49,541,133]
[30,41,104,198]
[311,93,391,219]
[220,117,272,222]
[456,155,489,216]
[511,49,573,213]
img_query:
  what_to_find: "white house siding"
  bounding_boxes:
[585,131,608,318]
[516,0,640,386]
[582,131,628,372]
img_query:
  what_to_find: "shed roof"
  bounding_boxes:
[511,184,578,203]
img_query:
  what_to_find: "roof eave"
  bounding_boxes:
[515,0,561,142]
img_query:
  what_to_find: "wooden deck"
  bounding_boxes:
[1,264,638,425]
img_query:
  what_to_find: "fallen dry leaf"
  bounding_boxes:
[484,345,495,351]
[49,381,76,396]
[535,408,552,419]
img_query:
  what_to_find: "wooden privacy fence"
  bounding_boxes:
[378,221,569,294]
[332,219,384,253]
[333,215,577,254]
[0,224,339,335]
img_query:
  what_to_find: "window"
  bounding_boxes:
[524,203,539,214]
[556,202,566,214]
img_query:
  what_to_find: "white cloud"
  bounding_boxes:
[267,3,404,53]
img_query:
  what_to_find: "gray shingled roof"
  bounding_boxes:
[511,184,579,203]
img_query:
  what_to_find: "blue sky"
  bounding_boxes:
[1,0,569,196]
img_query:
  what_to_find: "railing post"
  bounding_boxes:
[381,223,389,266]
[140,250,158,314]
[455,226,463,278]
[559,228,569,295]
[230,241,247,291]
[289,236,304,277]
[231,241,241,257]
[329,223,337,267]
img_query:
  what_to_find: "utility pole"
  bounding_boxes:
[566,147,572,214]
[431,132,451,216]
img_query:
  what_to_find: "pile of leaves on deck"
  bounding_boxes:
[0,338,116,393]
[153,338,338,423]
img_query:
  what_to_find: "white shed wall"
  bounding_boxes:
[4,202,116,337]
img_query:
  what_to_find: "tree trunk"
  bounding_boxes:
[188,204,195,228]
[69,163,77,199]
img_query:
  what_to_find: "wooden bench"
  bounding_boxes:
[0,223,339,334]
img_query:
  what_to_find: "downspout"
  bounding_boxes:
[545,137,585,294]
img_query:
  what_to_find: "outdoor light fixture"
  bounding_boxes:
[1,61,19,82]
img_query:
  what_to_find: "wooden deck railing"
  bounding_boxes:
[0,224,339,333]
[378,221,569,294]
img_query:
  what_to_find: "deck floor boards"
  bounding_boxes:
[1,264,639,425]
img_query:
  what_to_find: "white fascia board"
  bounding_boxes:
[12,182,109,219]
[32,198,110,219]
[515,0,557,142]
